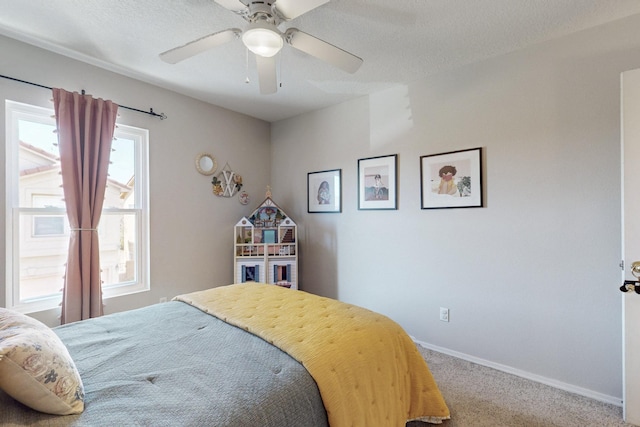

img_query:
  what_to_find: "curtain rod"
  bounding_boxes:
[0,73,167,120]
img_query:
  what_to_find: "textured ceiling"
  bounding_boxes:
[1,0,640,122]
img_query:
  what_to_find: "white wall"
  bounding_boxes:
[271,14,640,402]
[0,35,271,324]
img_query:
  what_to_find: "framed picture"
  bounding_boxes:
[358,154,398,210]
[308,169,341,213]
[420,147,483,209]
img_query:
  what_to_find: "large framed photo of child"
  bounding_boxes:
[358,154,398,210]
[420,147,483,209]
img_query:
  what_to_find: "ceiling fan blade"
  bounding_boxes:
[160,28,241,64]
[255,55,277,95]
[285,28,362,73]
[214,0,247,14]
[274,0,329,20]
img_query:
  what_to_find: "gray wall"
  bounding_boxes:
[270,14,640,402]
[0,35,271,324]
[3,12,640,406]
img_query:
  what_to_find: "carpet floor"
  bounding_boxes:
[412,346,635,427]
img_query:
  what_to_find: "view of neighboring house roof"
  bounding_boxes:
[18,140,133,192]
[19,140,59,177]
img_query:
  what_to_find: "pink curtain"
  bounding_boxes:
[52,88,118,324]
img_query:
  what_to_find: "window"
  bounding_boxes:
[5,100,150,312]
[32,195,67,237]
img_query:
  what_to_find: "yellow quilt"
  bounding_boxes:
[175,284,450,426]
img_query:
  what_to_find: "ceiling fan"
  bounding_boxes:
[159,0,363,95]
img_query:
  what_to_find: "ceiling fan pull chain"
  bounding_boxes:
[245,47,250,84]
[278,49,282,88]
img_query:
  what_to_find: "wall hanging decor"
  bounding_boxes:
[239,191,250,205]
[195,153,217,175]
[420,147,483,209]
[212,162,243,197]
[307,169,341,213]
[358,154,398,210]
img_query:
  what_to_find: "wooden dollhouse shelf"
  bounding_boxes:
[234,197,298,289]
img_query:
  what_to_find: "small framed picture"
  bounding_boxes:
[420,147,483,209]
[308,169,341,213]
[358,154,398,210]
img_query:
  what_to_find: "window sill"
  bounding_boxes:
[8,284,150,315]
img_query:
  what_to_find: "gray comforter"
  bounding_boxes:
[0,300,329,426]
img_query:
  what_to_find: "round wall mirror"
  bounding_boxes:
[195,153,217,176]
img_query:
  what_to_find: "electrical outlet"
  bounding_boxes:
[439,307,449,322]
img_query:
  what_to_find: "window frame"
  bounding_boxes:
[5,100,150,313]
[30,194,69,237]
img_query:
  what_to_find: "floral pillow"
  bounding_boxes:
[0,307,84,415]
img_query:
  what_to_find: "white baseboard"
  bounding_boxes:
[413,338,623,407]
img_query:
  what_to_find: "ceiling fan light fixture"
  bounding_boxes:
[242,22,283,58]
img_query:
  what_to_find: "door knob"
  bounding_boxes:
[632,261,640,278]
[621,261,640,293]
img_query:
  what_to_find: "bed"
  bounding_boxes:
[1,283,450,426]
